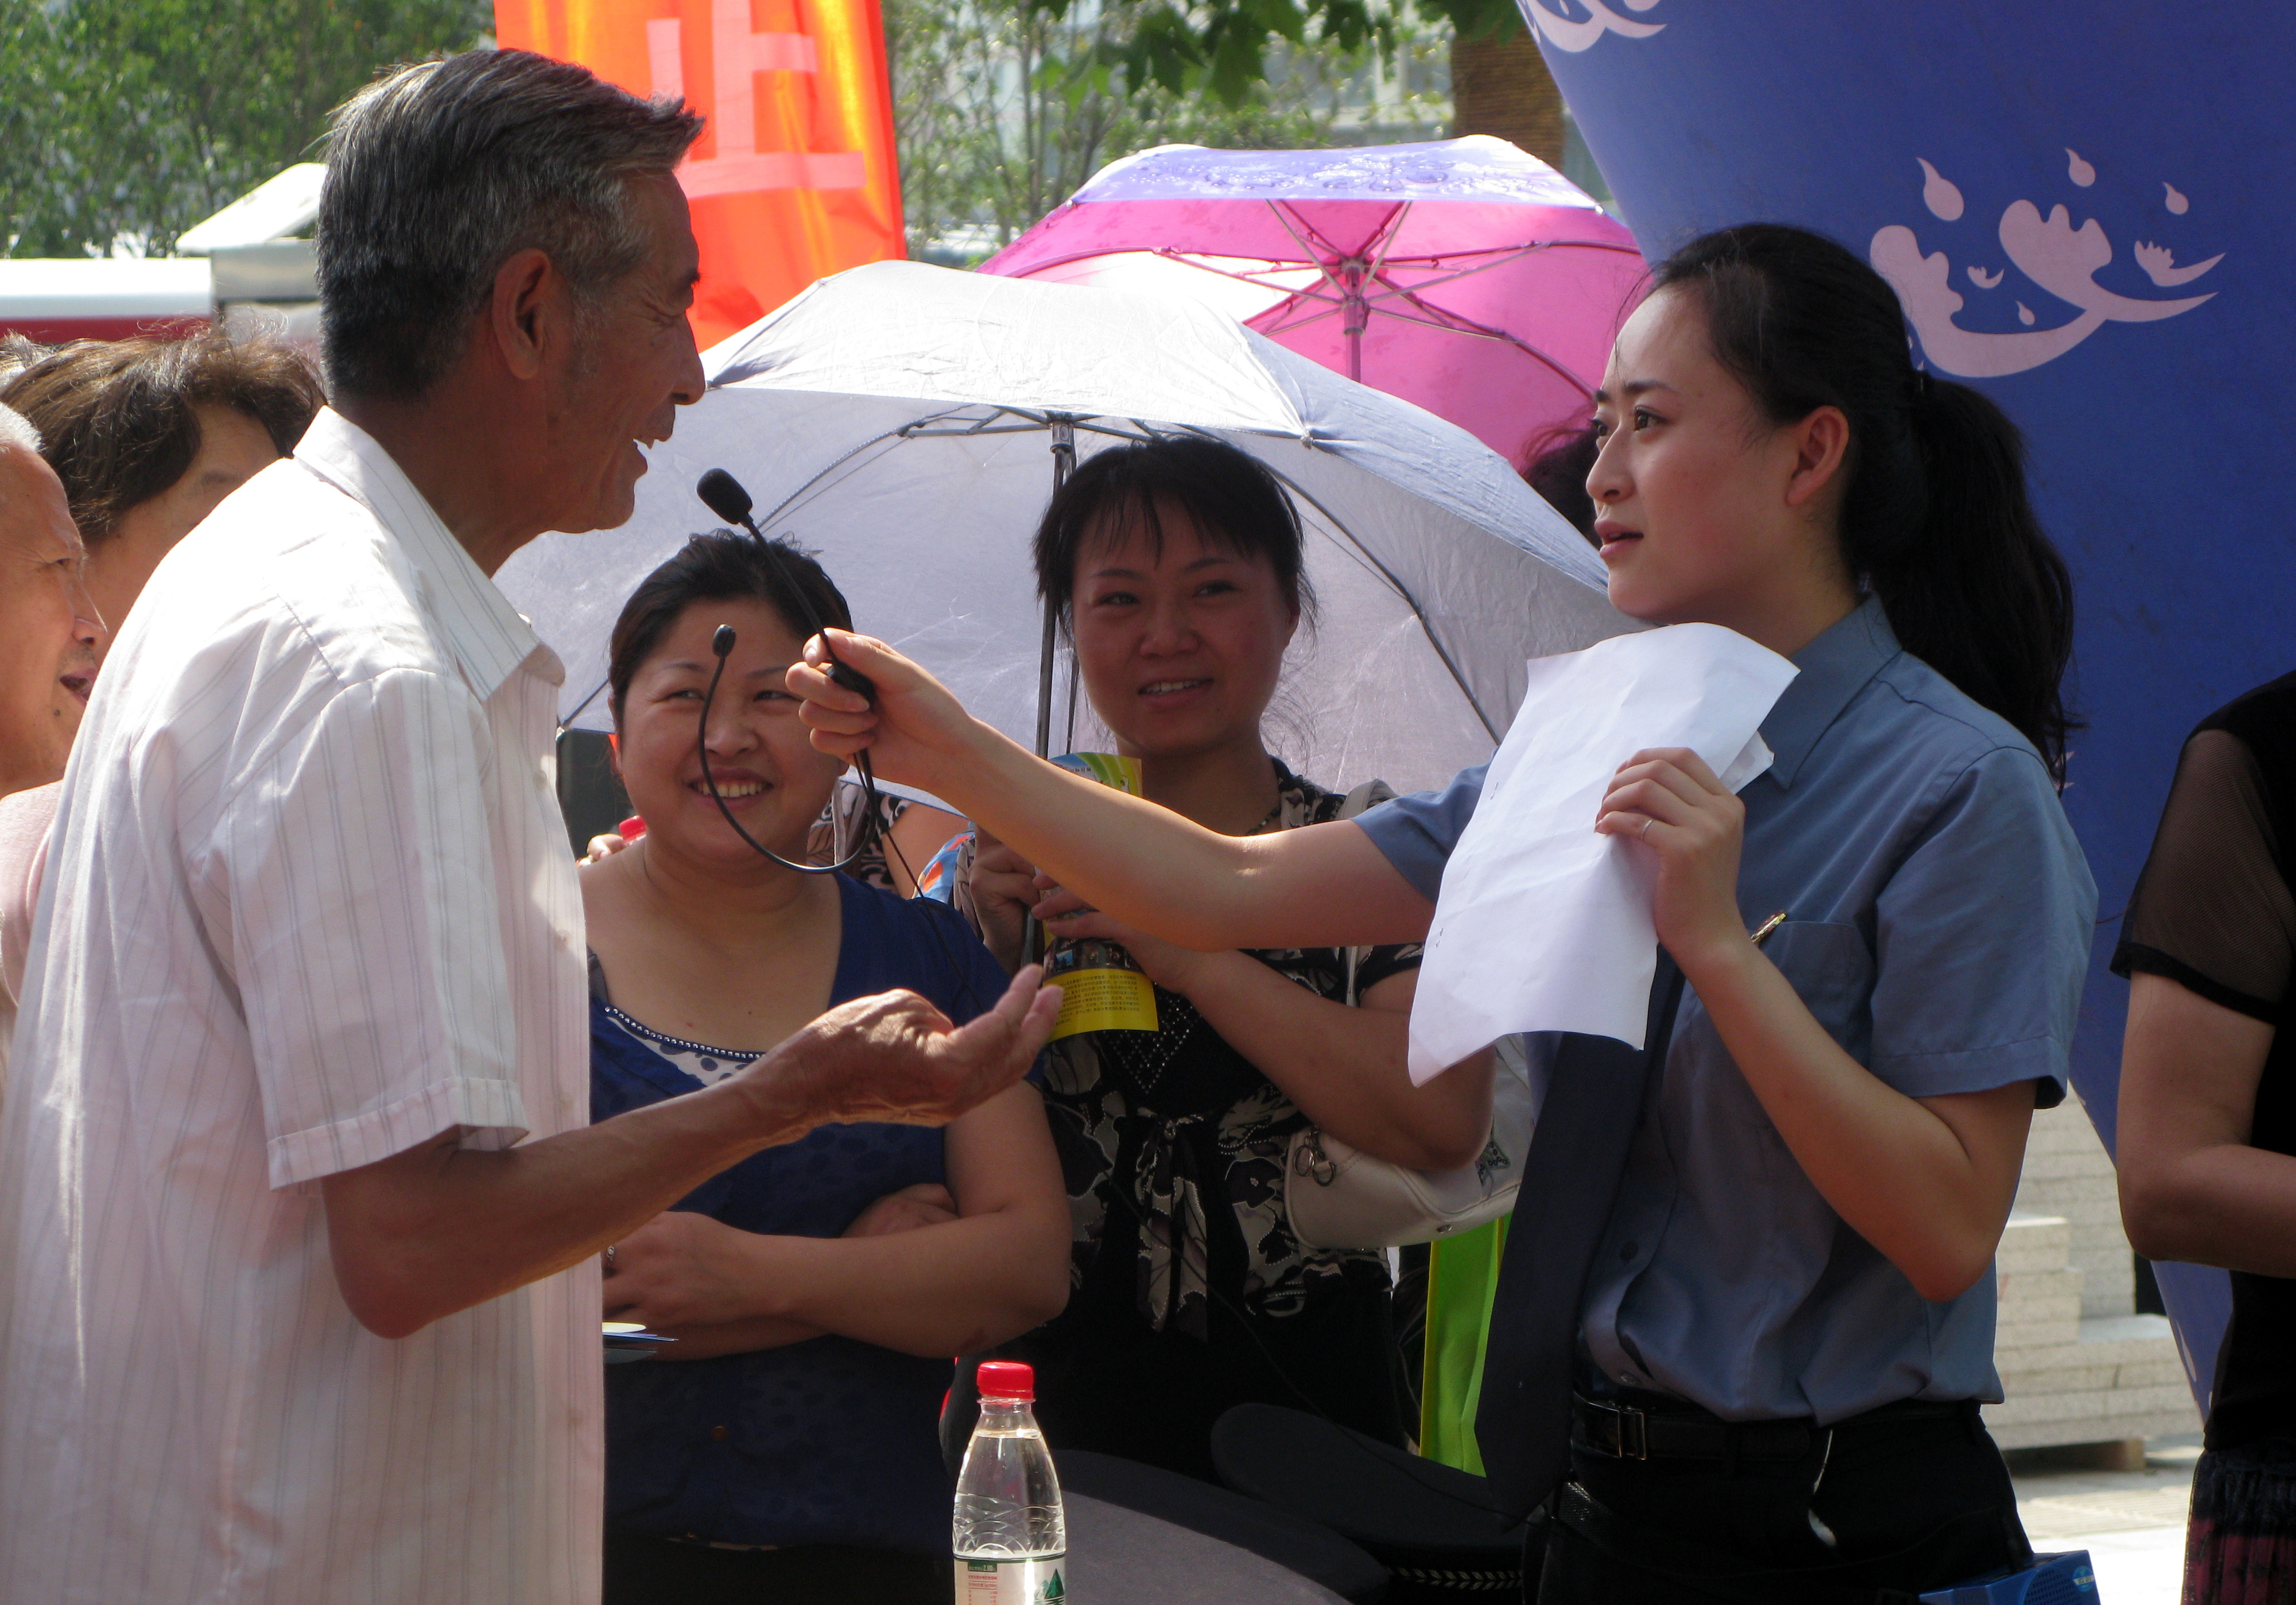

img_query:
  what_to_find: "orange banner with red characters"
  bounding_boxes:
[497,0,904,348]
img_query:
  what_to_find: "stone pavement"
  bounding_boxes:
[2010,1436,2197,1604]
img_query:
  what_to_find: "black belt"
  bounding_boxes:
[1571,1393,1980,1465]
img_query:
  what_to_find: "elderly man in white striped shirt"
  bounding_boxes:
[0,52,1059,1605]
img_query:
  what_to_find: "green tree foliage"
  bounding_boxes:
[2,0,491,258]
[889,0,1449,258]
[1093,0,1510,108]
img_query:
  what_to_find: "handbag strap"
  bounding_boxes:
[1331,777,1396,1007]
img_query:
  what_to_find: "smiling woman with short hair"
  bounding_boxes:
[584,531,1070,1604]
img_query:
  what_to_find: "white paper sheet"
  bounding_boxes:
[1407,624,1800,1083]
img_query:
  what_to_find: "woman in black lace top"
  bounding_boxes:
[2116,672,2296,1599]
[960,437,1498,1480]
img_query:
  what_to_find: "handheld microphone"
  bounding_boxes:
[695,467,754,528]
[685,476,983,1014]
[695,469,875,704]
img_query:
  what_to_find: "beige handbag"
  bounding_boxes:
[1279,778,1534,1251]
[1284,1033,1534,1251]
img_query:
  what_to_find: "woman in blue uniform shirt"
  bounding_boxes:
[584,533,1070,1604]
[789,224,2095,1600]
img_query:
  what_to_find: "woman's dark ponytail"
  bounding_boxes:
[1651,224,2077,780]
[1893,378,2076,775]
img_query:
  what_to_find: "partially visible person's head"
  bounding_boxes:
[1033,436,1312,762]
[0,335,44,385]
[0,405,102,797]
[1,334,323,636]
[606,532,851,863]
[1590,222,2073,774]
[319,52,706,542]
[1521,421,1600,546]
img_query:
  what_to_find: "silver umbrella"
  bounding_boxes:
[499,260,1626,796]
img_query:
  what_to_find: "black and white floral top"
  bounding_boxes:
[997,761,1422,1478]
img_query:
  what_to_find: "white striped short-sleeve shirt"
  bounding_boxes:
[0,409,599,1604]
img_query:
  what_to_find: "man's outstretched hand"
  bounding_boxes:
[745,963,1061,1134]
[324,970,1058,1344]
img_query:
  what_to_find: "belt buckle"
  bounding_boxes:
[1589,1399,1648,1460]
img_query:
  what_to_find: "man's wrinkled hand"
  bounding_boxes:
[753,964,1061,1131]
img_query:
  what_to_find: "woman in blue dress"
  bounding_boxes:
[584,532,1070,1604]
[789,224,2097,1601]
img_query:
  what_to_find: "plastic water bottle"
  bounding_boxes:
[953,1360,1068,1603]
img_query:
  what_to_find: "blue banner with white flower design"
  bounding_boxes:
[1525,0,2296,1412]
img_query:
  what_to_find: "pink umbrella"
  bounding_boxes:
[979,136,1646,464]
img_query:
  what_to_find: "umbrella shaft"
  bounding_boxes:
[1027,422,1080,969]
[1035,421,1079,760]
[1034,604,1060,758]
[1341,269,1367,382]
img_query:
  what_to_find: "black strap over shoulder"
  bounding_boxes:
[1473,954,1689,1517]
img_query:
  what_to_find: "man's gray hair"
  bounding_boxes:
[0,402,42,458]
[317,49,703,401]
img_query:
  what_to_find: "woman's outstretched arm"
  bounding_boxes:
[1048,901,1492,1169]
[791,629,1434,950]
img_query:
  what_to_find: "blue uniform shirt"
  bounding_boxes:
[1357,598,2096,1423]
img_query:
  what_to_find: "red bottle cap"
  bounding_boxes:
[976,1360,1035,1401]
[619,815,647,840]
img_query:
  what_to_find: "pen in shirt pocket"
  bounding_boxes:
[1750,910,1789,948]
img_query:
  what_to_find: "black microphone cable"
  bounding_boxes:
[690,468,988,1017]
[692,467,881,878]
